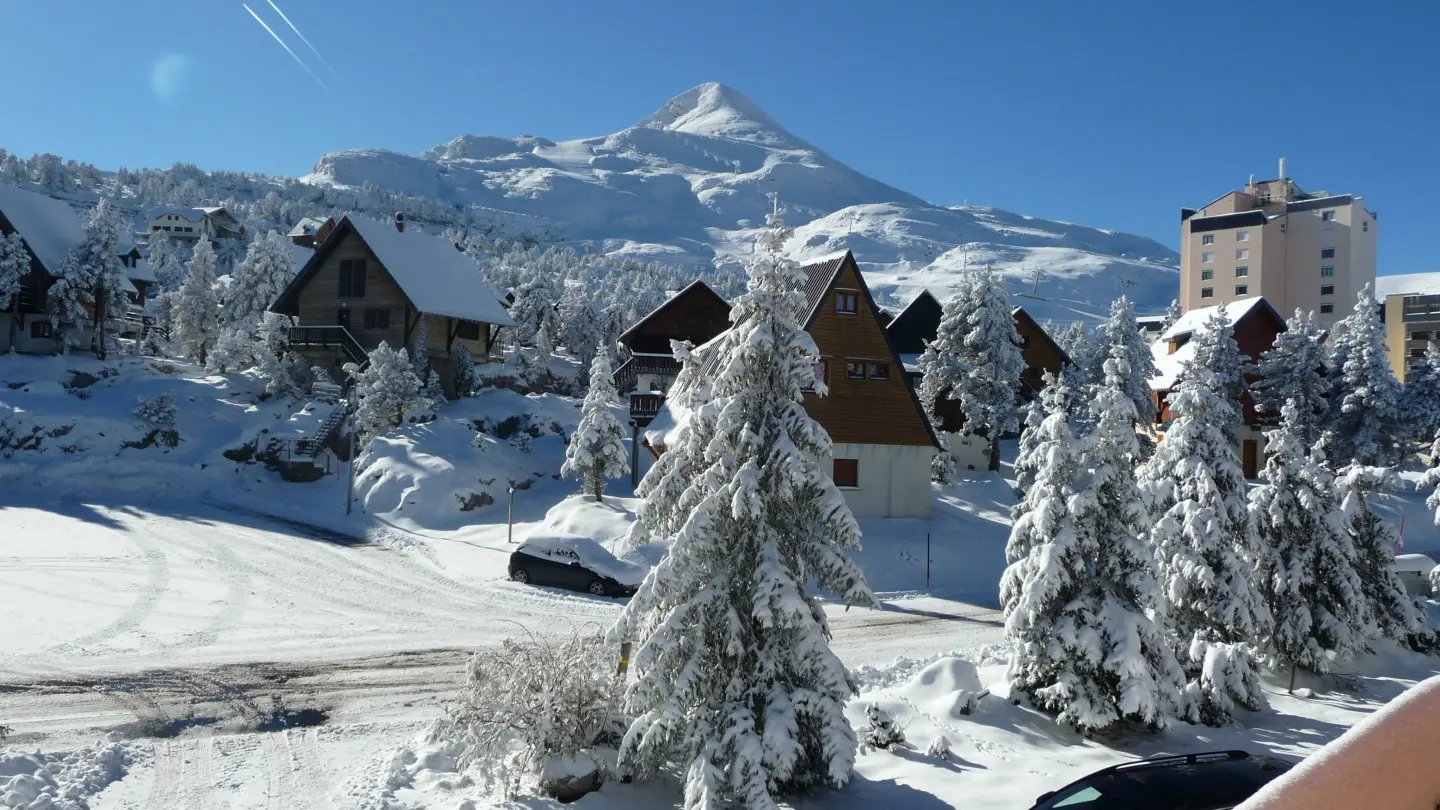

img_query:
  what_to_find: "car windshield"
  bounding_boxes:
[1035,759,1284,810]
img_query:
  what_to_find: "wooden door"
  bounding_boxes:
[1242,439,1258,479]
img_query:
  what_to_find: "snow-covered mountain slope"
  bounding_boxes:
[304,81,1179,322]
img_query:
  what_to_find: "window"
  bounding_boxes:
[1412,331,1431,342]
[151,225,161,232]
[1321,247,1336,259]
[162,226,172,231]
[867,362,890,380]
[1321,265,1335,277]
[835,291,858,315]
[1236,230,1250,242]
[1411,348,1426,359]
[1201,269,1214,280]
[1235,248,1250,260]
[1321,285,1335,296]
[454,321,481,341]
[1320,303,1335,314]
[1201,234,1215,245]
[1201,251,1215,263]
[1235,284,1249,296]
[1201,287,1214,299]
[29,320,51,339]
[846,360,866,379]
[832,458,859,488]
[1322,210,1336,221]
[363,308,390,330]
[1258,193,1271,205]
[338,259,366,297]
[1363,220,1369,233]
[1235,266,1249,277]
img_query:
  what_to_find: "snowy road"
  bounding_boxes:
[0,500,1004,751]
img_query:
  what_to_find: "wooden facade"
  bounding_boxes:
[801,255,937,448]
[614,280,730,396]
[1153,298,1287,426]
[1014,307,1069,395]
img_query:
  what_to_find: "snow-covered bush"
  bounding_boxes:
[431,628,621,800]
[925,735,952,761]
[861,703,906,752]
[133,391,177,429]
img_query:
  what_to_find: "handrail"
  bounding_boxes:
[287,325,367,365]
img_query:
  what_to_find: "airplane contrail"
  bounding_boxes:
[241,3,331,93]
[266,0,341,82]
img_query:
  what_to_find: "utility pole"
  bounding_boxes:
[507,484,516,544]
[344,422,356,515]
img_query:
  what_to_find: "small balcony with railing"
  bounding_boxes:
[628,391,665,424]
[1402,295,1440,323]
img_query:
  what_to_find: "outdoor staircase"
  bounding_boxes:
[295,402,351,459]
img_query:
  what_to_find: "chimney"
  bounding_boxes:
[394,212,405,233]
[1278,157,1287,181]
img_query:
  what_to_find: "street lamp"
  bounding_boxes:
[507,484,516,544]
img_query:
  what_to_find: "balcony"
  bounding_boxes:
[288,325,368,366]
[629,391,665,422]
[1402,295,1440,322]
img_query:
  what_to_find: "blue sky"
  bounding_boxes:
[1,1,1434,272]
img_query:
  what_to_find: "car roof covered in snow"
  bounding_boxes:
[0,183,85,275]
[516,534,646,586]
[344,215,515,327]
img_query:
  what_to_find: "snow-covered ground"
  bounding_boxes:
[4,353,1440,809]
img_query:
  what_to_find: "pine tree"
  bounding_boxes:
[172,239,220,365]
[1011,372,1060,502]
[609,209,874,809]
[559,285,604,373]
[423,369,447,410]
[510,277,559,344]
[1002,346,1185,733]
[1400,342,1440,444]
[0,231,25,312]
[1252,309,1328,444]
[49,199,127,354]
[534,325,554,373]
[925,265,1024,471]
[1094,296,1160,426]
[560,352,629,501]
[1138,362,1269,725]
[1424,429,1440,528]
[147,231,187,291]
[351,342,427,439]
[453,344,477,397]
[410,316,430,378]
[916,337,966,483]
[1178,305,1246,421]
[1160,299,1183,332]
[1335,465,1421,642]
[225,231,296,328]
[1323,285,1405,467]
[1249,400,1369,674]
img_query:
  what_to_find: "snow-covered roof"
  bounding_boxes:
[287,216,329,237]
[1160,296,1267,341]
[0,183,85,274]
[126,258,156,284]
[1394,553,1437,574]
[1375,272,1440,299]
[345,215,515,326]
[1150,339,1193,391]
[146,205,205,222]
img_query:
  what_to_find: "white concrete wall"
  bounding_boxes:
[0,313,68,354]
[830,442,935,519]
[944,432,990,473]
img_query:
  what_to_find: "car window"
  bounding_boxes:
[1052,787,1103,807]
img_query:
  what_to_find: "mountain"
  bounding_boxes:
[303,82,1179,322]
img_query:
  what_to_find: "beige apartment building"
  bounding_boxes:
[1179,159,1376,326]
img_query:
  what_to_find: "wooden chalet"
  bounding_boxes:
[636,250,941,519]
[287,216,335,248]
[0,183,153,354]
[1150,296,1288,477]
[885,288,1070,432]
[270,213,515,397]
[613,279,732,424]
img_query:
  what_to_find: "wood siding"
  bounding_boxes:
[1015,310,1066,395]
[621,282,731,355]
[1155,305,1285,425]
[294,229,411,351]
[803,261,934,447]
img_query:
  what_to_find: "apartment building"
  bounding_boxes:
[1376,274,1440,383]
[1179,159,1376,326]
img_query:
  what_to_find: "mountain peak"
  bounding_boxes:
[634,82,794,145]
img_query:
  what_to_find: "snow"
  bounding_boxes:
[515,534,647,587]
[344,214,515,327]
[0,181,85,273]
[1394,553,1437,573]
[1376,271,1440,298]
[1160,295,1268,341]
[1151,298,1272,391]
[145,205,204,222]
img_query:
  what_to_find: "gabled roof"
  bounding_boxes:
[885,289,944,354]
[799,251,852,327]
[287,216,331,238]
[1012,306,1071,367]
[1160,296,1276,342]
[618,279,729,344]
[146,205,205,222]
[0,183,85,275]
[271,214,515,326]
[1152,296,1286,391]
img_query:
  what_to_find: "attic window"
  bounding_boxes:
[836,290,858,315]
[338,259,366,298]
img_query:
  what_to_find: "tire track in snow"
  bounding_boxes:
[46,533,170,655]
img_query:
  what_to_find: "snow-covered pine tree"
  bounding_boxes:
[609,208,874,809]
[351,342,427,439]
[1179,305,1247,421]
[916,337,966,483]
[410,316,430,379]
[534,325,554,373]
[926,265,1024,471]
[1400,342,1440,444]
[1137,361,1269,725]
[1424,429,1440,527]
[172,239,220,365]
[145,230,186,291]
[48,199,127,355]
[1335,465,1421,643]
[560,352,629,501]
[1160,299,1183,332]
[423,369,447,412]
[1249,400,1369,674]
[1011,371,1061,506]
[1323,285,1405,467]
[0,231,26,312]
[1003,345,1185,733]
[510,277,559,344]
[1251,309,1328,444]
[559,285,604,373]
[453,344,477,397]
[225,231,296,328]
[1094,296,1160,426]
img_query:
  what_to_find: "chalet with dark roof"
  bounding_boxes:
[270,213,514,397]
[613,279,731,419]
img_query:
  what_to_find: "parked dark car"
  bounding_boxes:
[1028,750,1293,810]
[508,534,645,597]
